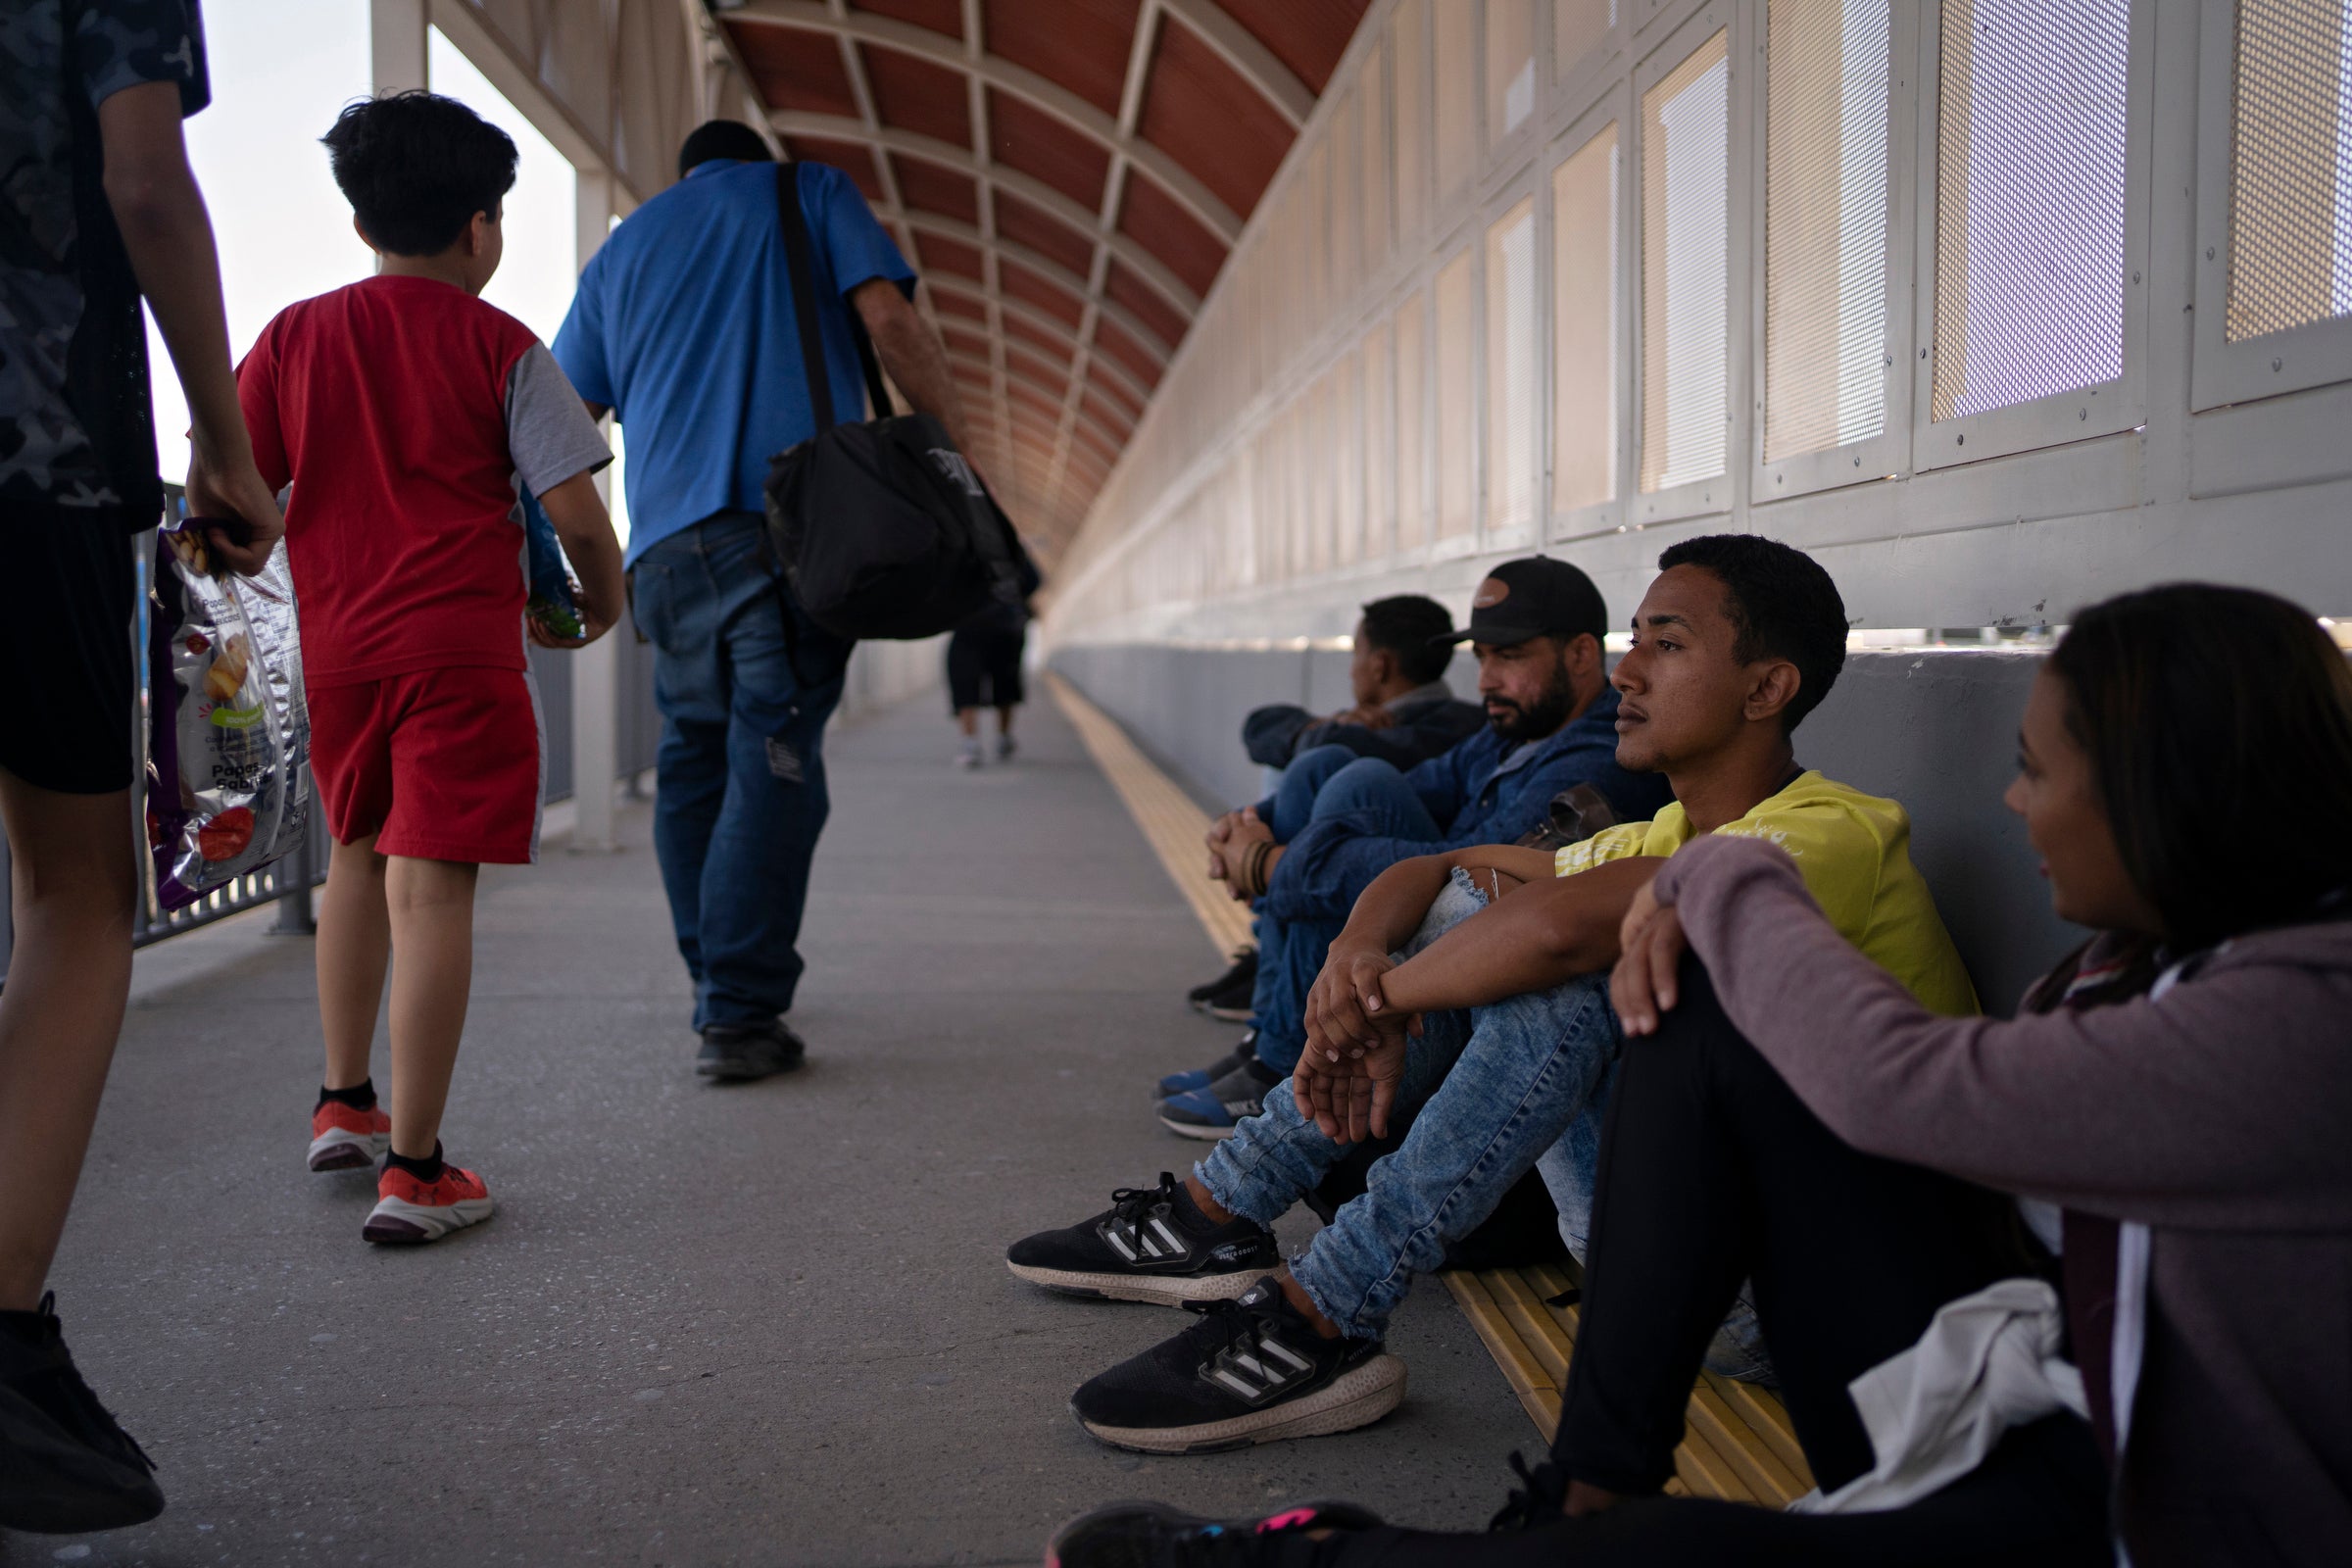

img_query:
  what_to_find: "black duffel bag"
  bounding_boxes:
[761,163,1037,644]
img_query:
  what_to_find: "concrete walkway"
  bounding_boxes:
[14,691,1525,1568]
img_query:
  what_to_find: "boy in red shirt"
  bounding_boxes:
[237,92,625,1246]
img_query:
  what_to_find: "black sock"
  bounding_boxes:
[384,1143,444,1184]
[318,1079,377,1112]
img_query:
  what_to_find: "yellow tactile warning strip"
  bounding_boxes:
[1047,673,1254,959]
[1050,670,1811,1502]
[1444,1261,1815,1505]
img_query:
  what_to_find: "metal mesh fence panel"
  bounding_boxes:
[1487,197,1541,531]
[1396,289,1430,549]
[2227,0,2352,341]
[1554,122,1620,514]
[1764,0,1891,461]
[1436,247,1479,537]
[1557,0,1618,82]
[1931,0,2131,421]
[1641,28,1732,493]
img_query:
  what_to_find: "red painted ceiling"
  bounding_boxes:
[723,0,1373,559]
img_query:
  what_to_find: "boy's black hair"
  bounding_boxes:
[1656,534,1847,733]
[322,92,517,257]
[1358,596,1456,685]
[679,121,775,177]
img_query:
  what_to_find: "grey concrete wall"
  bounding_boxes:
[1050,644,2080,1016]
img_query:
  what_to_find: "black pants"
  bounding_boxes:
[945,619,1025,711]
[1301,961,2111,1567]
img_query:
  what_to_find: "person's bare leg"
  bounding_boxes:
[957,708,979,738]
[1180,1173,1342,1338]
[383,857,478,1159]
[1184,1172,1236,1225]
[996,705,1015,738]
[315,833,389,1093]
[0,775,136,1310]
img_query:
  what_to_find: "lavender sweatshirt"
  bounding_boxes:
[1654,835,2352,1568]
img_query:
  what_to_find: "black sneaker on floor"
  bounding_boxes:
[1198,965,1256,1023]
[696,1019,806,1083]
[1152,1028,1259,1101]
[1068,1278,1405,1454]
[0,1294,164,1534]
[1007,1172,1281,1306]
[1186,947,1257,1014]
[1047,1497,1385,1568]
[1157,1056,1283,1140]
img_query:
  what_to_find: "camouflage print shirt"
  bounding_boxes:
[0,0,207,525]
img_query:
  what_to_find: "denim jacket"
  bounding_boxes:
[1258,686,1672,924]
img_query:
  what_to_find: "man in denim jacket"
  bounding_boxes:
[1157,557,1673,1136]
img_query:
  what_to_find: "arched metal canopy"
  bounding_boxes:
[709,0,1372,562]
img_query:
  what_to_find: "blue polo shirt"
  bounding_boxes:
[553,160,915,564]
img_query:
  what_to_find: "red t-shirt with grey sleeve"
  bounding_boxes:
[234,273,610,687]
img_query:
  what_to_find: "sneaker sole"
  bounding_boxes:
[308,1129,388,1172]
[695,1055,804,1083]
[362,1194,495,1246]
[1005,1260,1278,1306]
[1074,1355,1406,1454]
[1158,1113,1241,1140]
[0,1386,164,1534]
[1204,1004,1254,1023]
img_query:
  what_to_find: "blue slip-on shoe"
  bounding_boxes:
[1153,1029,1258,1100]
[1157,1057,1282,1140]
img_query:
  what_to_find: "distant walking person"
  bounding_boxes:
[553,122,978,1083]
[0,0,284,1533]
[949,598,1029,768]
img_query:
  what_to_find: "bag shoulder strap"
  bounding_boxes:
[776,162,895,426]
[776,162,836,431]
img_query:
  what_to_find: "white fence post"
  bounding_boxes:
[570,165,620,852]
[368,0,426,95]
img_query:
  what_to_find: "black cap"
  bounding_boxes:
[1439,557,1610,648]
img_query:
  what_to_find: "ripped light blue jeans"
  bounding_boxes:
[1196,870,1621,1341]
[1197,866,1775,1378]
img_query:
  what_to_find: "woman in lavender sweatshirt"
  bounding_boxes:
[1046,584,2352,1568]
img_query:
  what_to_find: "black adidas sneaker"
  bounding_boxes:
[1068,1278,1405,1454]
[1007,1173,1281,1306]
[1046,1497,1385,1568]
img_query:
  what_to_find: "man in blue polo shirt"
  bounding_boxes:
[554,121,976,1083]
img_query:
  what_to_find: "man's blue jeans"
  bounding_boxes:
[1248,747,1446,1074]
[629,513,848,1032]
[1198,872,1627,1340]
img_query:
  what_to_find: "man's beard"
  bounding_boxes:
[1486,665,1579,741]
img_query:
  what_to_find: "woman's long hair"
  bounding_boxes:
[2046,583,2352,953]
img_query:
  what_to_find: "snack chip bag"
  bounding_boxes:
[146,522,312,907]
[521,486,581,640]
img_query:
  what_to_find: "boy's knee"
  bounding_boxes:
[385,857,479,910]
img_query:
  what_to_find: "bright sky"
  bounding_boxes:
[150,0,623,534]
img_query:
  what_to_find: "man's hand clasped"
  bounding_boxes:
[1205,808,1279,902]
[1295,942,1418,1144]
[1610,875,1689,1038]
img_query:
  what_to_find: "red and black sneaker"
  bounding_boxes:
[308,1102,391,1172]
[362,1161,494,1246]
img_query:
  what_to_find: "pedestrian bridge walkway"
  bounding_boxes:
[19,691,1523,1568]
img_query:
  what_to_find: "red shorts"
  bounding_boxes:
[309,666,542,864]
